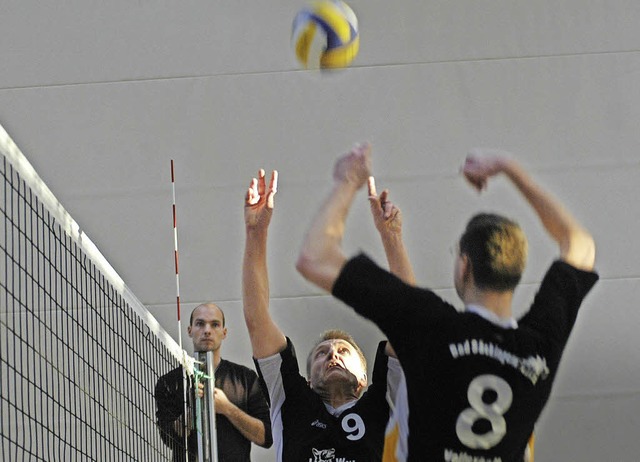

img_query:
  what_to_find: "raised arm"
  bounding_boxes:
[462,150,596,271]
[296,142,372,292]
[368,176,416,285]
[368,176,416,360]
[243,169,287,358]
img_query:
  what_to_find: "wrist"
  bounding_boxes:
[245,224,269,238]
[380,230,403,244]
[221,402,238,418]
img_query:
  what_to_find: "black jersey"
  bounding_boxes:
[255,337,402,462]
[333,255,598,462]
[154,359,272,462]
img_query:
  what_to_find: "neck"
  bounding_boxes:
[463,287,514,319]
[315,383,360,409]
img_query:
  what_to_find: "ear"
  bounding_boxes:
[356,372,368,395]
[461,254,473,283]
[222,327,228,339]
[187,325,193,338]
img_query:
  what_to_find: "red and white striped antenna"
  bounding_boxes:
[170,159,185,351]
[171,159,190,462]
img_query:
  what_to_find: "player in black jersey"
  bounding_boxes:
[242,169,408,462]
[297,143,598,462]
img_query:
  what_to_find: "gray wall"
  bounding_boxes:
[2,1,639,460]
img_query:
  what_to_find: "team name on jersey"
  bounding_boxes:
[444,448,502,462]
[309,447,356,462]
[449,339,550,385]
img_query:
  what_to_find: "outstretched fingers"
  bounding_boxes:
[246,169,278,208]
[246,177,260,206]
[368,176,398,228]
[367,176,377,198]
[266,170,278,209]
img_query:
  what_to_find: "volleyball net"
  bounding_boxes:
[0,123,196,461]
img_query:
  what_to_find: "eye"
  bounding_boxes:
[339,347,350,355]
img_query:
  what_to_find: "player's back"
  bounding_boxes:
[402,311,556,462]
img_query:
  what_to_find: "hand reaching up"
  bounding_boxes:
[333,142,372,189]
[462,148,508,192]
[368,176,403,237]
[245,169,278,231]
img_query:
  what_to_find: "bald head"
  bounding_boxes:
[190,303,225,327]
[188,303,227,353]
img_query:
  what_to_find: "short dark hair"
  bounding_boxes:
[189,303,225,327]
[459,213,528,291]
[306,329,367,376]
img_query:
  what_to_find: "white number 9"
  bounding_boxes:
[341,413,365,441]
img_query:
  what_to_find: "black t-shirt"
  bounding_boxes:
[255,338,399,462]
[154,359,272,462]
[333,255,598,462]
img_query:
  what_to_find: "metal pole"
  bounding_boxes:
[206,351,219,462]
[195,352,218,462]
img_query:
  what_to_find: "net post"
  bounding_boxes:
[195,351,219,462]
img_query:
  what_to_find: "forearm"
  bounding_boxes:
[380,232,416,285]
[243,228,287,357]
[221,404,267,446]
[296,181,357,292]
[501,158,595,270]
[379,233,413,360]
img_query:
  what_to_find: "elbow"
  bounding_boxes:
[295,251,315,281]
[561,228,596,271]
[296,249,343,293]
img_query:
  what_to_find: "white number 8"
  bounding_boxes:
[341,413,365,441]
[455,374,513,449]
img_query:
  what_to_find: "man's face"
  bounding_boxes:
[188,305,227,353]
[308,339,366,393]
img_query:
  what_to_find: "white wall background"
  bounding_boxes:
[2,1,639,460]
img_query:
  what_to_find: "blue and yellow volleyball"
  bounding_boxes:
[292,0,359,70]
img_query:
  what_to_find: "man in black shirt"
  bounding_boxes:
[242,169,406,461]
[296,143,598,461]
[155,303,272,461]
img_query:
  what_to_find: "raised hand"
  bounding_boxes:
[245,169,278,230]
[368,176,403,236]
[333,142,372,189]
[462,148,508,192]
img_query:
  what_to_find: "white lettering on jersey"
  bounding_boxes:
[449,339,550,384]
[444,448,502,462]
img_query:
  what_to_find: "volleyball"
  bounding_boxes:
[292,0,359,70]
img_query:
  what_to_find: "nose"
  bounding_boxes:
[328,345,340,360]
